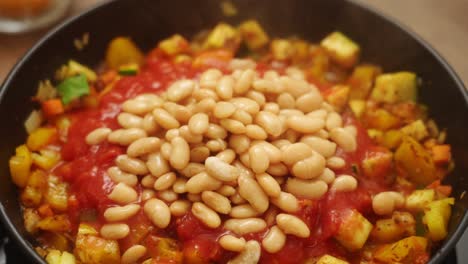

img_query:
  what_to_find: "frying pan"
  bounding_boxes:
[0,0,467,263]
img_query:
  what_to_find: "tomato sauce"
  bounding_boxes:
[53,53,395,263]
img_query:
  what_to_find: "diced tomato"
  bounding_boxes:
[183,236,223,263]
[260,236,304,264]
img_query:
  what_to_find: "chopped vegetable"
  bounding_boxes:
[348,65,381,99]
[239,20,270,50]
[381,129,403,149]
[395,136,437,185]
[41,99,64,117]
[118,63,140,76]
[423,197,454,241]
[20,169,47,207]
[203,23,240,51]
[334,210,373,251]
[159,34,190,56]
[32,149,60,170]
[35,80,57,102]
[370,72,417,103]
[320,31,360,68]
[57,74,90,105]
[37,215,71,232]
[45,175,69,211]
[106,37,144,69]
[271,39,294,61]
[348,99,366,118]
[325,85,350,112]
[46,250,76,264]
[363,109,400,131]
[9,144,32,187]
[26,127,57,151]
[24,110,44,134]
[431,145,451,165]
[401,119,428,141]
[406,189,435,212]
[374,236,428,263]
[56,60,97,82]
[74,223,120,263]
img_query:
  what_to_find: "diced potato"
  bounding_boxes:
[75,225,120,264]
[27,127,57,151]
[292,40,310,62]
[239,20,269,50]
[363,109,400,131]
[192,49,233,69]
[367,129,383,143]
[401,119,428,141]
[203,23,241,51]
[23,208,41,234]
[106,37,144,69]
[374,236,428,263]
[21,169,47,207]
[431,145,451,165]
[381,129,403,149]
[370,72,417,103]
[361,149,392,179]
[9,144,32,187]
[320,31,360,68]
[348,65,382,99]
[334,210,373,251]
[394,136,437,185]
[348,100,366,118]
[423,197,454,241]
[271,39,294,61]
[32,149,61,170]
[37,215,71,232]
[46,250,76,264]
[307,47,329,81]
[159,34,190,56]
[326,85,350,112]
[78,223,99,236]
[45,176,69,211]
[56,60,97,82]
[46,250,62,264]
[405,189,435,212]
[316,254,349,264]
[24,110,44,134]
[159,238,182,261]
[371,212,415,242]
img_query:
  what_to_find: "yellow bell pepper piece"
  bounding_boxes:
[9,144,32,187]
[27,127,57,151]
[159,34,190,56]
[423,197,454,241]
[106,37,144,69]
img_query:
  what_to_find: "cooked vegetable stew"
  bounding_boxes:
[11,20,454,264]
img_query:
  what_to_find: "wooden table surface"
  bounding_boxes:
[0,0,467,87]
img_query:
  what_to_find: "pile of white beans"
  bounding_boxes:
[85,62,361,264]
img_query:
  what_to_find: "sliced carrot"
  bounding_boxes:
[41,99,64,117]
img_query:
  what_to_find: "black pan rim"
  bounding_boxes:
[0,0,466,263]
